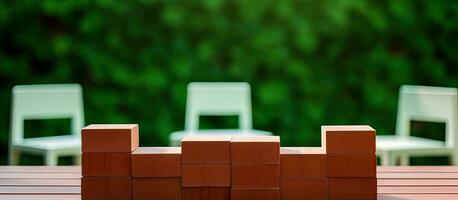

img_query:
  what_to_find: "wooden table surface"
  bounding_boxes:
[0,166,457,200]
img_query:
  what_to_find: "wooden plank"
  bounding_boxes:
[0,173,80,179]
[0,179,80,186]
[2,166,458,200]
[0,186,80,194]
[0,166,80,173]
[0,195,81,200]
[378,178,458,186]
[377,172,458,179]
[0,165,455,173]
[378,186,458,194]
[379,194,458,200]
[378,166,458,173]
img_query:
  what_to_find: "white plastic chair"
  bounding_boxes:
[169,82,272,146]
[9,84,85,166]
[376,85,458,166]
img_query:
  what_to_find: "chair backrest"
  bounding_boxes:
[10,84,85,144]
[185,82,252,132]
[396,85,458,148]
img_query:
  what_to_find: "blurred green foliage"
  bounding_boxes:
[0,0,457,164]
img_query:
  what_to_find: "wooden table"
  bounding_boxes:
[0,166,457,199]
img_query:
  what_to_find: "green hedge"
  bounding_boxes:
[0,0,457,164]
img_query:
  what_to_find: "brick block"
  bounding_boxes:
[182,187,231,200]
[232,164,279,188]
[231,136,280,164]
[280,147,326,178]
[322,125,375,154]
[182,164,231,187]
[327,154,376,177]
[82,152,131,176]
[280,178,327,200]
[132,147,181,177]
[81,176,131,200]
[181,135,232,164]
[231,188,279,200]
[132,178,181,200]
[82,124,139,152]
[328,178,377,199]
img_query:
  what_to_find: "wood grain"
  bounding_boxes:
[1,166,458,199]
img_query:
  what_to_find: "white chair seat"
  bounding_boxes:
[376,85,457,166]
[14,135,81,151]
[172,82,268,146]
[169,129,272,146]
[377,135,447,152]
[9,84,84,165]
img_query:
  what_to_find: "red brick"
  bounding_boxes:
[82,124,139,152]
[181,135,231,164]
[81,176,131,200]
[231,136,280,164]
[322,125,375,154]
[231,188,279,200]
[131,147,181,177]
[232,164,279,188]
[82,152,131,176]
[182,164,231,187]
[328,178,377,199]
[182,187,230,200]
[132,178,180,200]
[280,147,326,178]
[280,178,327,200]
[327,154,376,177]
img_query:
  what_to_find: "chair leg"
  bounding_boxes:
[400,154,410,166]
[380,152,391,166]
[74,154,82,165]
[389,153,398,166]
[451,154,458,165]
[170,138,180,147]
[45,152,58,166]
[8,149,20,165]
